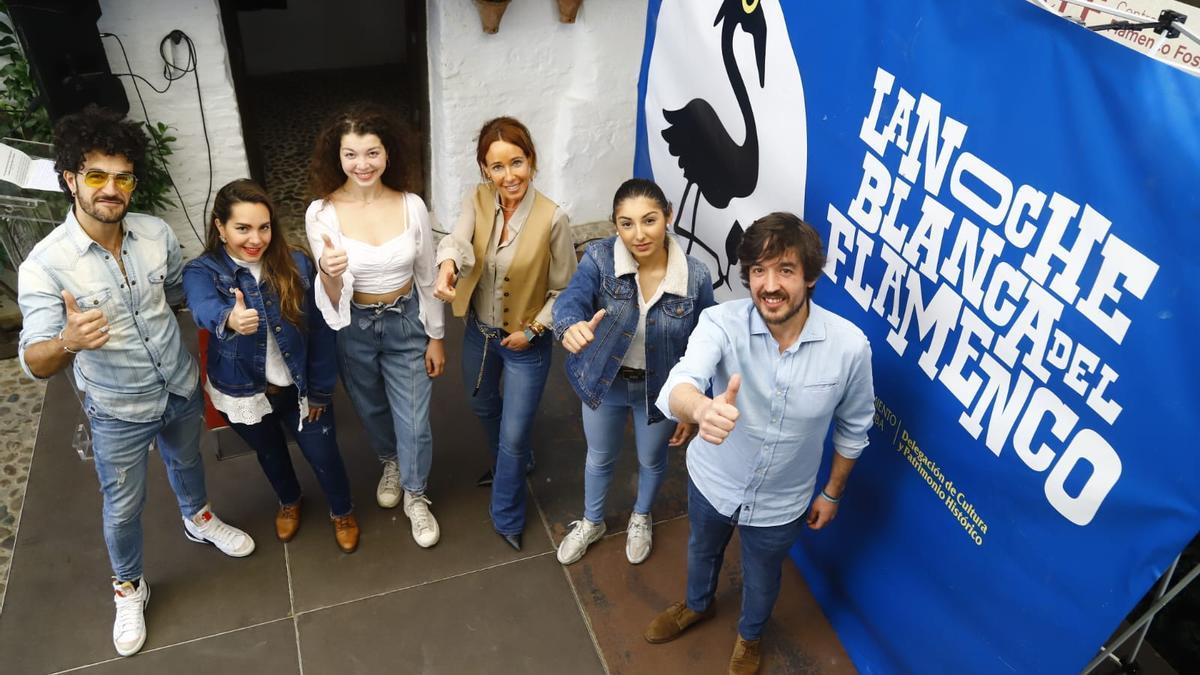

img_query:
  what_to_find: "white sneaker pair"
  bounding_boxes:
[112,577,150,656]
[183,504,255,557]
[557,513,654,565]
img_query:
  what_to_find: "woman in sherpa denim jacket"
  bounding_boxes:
[552,178,716,567]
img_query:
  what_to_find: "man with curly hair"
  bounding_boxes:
[16,106,255,657]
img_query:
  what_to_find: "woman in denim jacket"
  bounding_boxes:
[552,179,716,566]
[183,179,358,553]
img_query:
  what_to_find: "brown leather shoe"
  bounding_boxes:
[332,513,359,553]
[275,500,301,542]
[643,601,714,644]
[728,635,761,674]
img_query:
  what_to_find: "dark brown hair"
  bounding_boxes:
[737,212,827,291]
[52,105,147,199]
[476,117,537,175]
[208,179,306,327]
[611,177,672,223]
[307,103,416,198]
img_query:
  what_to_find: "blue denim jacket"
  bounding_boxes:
[553,235,715,423]
[182,248,337,406]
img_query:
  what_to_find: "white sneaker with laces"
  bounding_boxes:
[557,518,606,565]
[183,505,255,557]
[626,512,653,564]
[112,577,150,657]
[377,460,402,508]
[403,491,440,548]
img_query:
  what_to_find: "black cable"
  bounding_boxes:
[99,32,202,244]
[110,72,170,95]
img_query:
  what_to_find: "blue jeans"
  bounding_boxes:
[84,386,209,582]
[579,376,672,523]
[338,293,433,495]
[224,386,353,516]
[462,314,551,536]
[685,478,806,640]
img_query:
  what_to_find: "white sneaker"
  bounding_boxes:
[377,460,402,508]
[557,518,606,565]
[403,491,440,548]
[626,512,653,564]
[183,505,255,557]
[112,577,150,657]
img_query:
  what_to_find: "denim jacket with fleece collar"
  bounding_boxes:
[552,235,715,424]
[182,248,336,407]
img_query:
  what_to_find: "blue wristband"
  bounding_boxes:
[820,489,840,504]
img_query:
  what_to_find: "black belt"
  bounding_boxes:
[617,367,646,382]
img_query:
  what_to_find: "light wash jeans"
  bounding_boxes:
[337,292,433,495]
[462,314,551,536]
[579,376,672,523]
[84,386,208,582]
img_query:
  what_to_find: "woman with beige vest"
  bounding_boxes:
[433,117,577,550]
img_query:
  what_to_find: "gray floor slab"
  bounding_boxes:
[0,375,292,674]
[296,552,604,675]
[66,618,299,675]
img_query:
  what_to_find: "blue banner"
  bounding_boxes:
[635,1,1200,672]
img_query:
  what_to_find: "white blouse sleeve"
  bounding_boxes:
[410,195,445,339]
[304,200,355,330]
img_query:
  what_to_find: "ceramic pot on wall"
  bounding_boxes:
[557,0,583,23]
[475,0,512,34]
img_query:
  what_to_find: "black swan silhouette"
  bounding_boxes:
[661,0,767,288]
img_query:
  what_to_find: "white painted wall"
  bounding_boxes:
[98,0,251,258]
[237,0,407,76]
[426,0,648,227]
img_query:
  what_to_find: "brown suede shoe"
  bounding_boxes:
[275,500,301,542]
[644,601,714,644]
[728,635,761,674]
[332,513,359,553]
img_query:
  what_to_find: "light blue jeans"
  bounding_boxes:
[337,292,432,495]
[580,376,673,523]
[84,386,209,582]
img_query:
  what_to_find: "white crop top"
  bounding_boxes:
[305,193,445,339]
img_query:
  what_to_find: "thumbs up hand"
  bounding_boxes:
[226,288,261,336]
[319,234,348,278]
[61,289,110,351]
[562,309,606,354]
[697,374,741,445]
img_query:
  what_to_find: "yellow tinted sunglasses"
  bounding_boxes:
[80,169,138,192]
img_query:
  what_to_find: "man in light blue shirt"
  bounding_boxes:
[18,107,254,658]
[643,212,874,674]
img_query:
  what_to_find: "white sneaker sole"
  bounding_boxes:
[114,585,150,657]
[184,528,256,557]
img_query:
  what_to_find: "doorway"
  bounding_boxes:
[218,0,429,244]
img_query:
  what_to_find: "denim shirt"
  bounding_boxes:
[182,248,336,406]
[656,299,875,527]
[553,235,715,424]
[17,210,198,423]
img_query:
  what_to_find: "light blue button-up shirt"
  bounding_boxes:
[18,209,198,422]
[656,299,875,527]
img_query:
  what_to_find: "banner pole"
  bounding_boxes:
[1082,555,1200,673]
[1036,0,1200,47]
